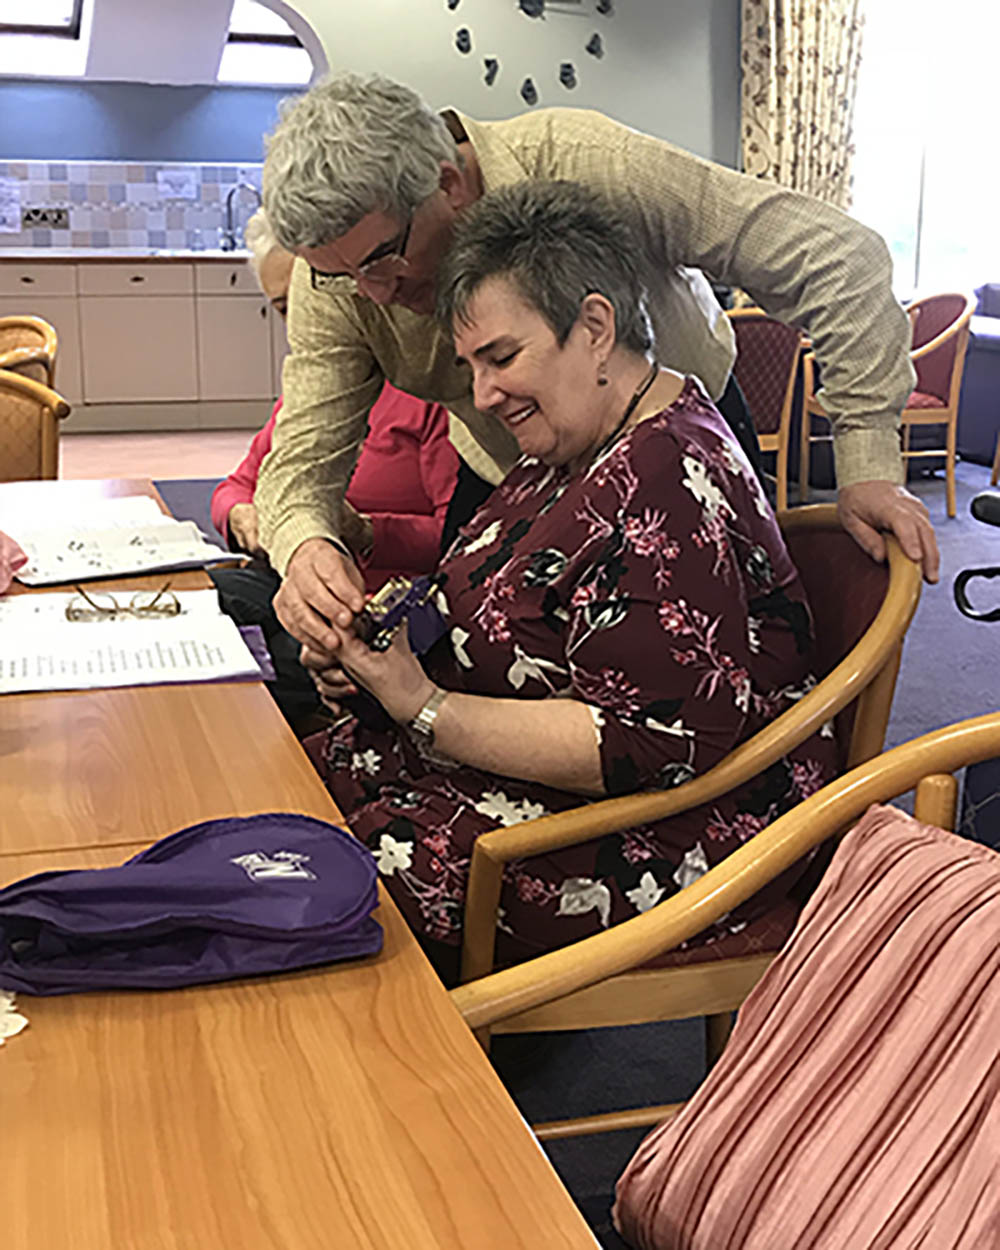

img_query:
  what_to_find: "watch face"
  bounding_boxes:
[448,0,613,108]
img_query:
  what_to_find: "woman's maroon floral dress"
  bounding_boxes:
[318,379,837,966]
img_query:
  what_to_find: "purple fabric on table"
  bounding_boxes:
[0,813,381,995]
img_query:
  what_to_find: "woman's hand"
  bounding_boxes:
[338,626,436,723]
[302,627,435,723]
[300,646,359,716]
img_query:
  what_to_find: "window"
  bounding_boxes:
[0,0,82,37]
[218,0,313,85]
[851,0,1000,297]
[227,0,301,46]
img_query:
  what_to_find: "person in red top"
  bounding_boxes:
[209,210,457,732]
[210,384,458,592]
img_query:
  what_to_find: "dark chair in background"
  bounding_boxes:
[726,307,803,510]
[801,292,975,517]
[956,283,1000,480]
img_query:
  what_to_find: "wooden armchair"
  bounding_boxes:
[800,292,975,517]
[453,713,1000,1141]
[726,307,804,510]
[0,369,71,481]
[450,506,922,1133]
[0,314,58,388]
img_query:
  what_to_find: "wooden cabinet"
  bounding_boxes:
[194,262,273,401]
[0,263,83,405]
[0,256,278,428]
[78,264,198,403]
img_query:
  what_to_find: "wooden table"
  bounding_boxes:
[0,479,598,1249]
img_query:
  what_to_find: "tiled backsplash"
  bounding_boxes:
[0,160,263,250]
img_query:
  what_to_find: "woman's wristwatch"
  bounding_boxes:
[407,687,449,748]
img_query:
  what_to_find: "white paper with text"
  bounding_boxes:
[0,591,262,693]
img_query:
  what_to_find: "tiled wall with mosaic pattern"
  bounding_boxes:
[0,160,263,250]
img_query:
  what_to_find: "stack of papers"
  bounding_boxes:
[0,590,265,694]
[12,496,236,586]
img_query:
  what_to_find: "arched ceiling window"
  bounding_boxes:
[218,0,314,86]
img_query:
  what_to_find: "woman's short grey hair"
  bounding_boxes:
[436,181,654,357]
[243,208,282,290]
[263,72,458,251]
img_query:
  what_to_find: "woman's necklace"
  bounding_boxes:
[587,359,660,466]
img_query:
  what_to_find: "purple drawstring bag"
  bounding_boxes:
[0,812,382,995]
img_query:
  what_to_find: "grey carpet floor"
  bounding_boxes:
[156,461,1000,1248]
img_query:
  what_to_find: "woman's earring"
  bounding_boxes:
[596,362,609,387]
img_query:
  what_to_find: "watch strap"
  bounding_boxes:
[408,687,448,745]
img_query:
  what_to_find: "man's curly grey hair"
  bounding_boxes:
[436,180,655,358]
[263,72,458,251]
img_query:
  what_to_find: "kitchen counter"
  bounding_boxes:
[0,248,250,261]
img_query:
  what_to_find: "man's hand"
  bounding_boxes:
[838,481,940,583]
[227,503,265,558]
[273,537,366,654]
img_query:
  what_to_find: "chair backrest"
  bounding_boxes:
[782,510,893,768]
[0,314,58,388]
[907,292,975,402]
[0,370,71,481]
[726,310,802,436]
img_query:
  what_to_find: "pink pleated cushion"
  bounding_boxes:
[614,804,1000,1250]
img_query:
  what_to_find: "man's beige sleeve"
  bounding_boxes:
[620,126,913,486]
[256,260,384,576]
[547,112,914,486]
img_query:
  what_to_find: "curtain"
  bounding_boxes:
[741,0,866,210]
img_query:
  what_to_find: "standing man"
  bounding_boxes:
[258,72,938,657]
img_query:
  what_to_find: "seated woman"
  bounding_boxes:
[307,181,837,980]
[209,209,458,730]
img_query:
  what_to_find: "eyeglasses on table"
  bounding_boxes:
[65,581,181,622]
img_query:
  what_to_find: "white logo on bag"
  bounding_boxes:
[231,851,317,881]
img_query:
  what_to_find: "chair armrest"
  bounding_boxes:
[452,712,1000,1029]
[0,346,54,375]
[0,369,71,419]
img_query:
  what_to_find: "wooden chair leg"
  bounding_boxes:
[992,432,1000,487]
[705,1012,734,1068]
[946,417,957,519]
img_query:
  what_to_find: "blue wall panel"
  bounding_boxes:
[0,79,294,160]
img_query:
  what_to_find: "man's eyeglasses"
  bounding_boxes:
[310,214,413,294]
[65,581,181,622]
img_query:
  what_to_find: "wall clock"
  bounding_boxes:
[448,0,614,108]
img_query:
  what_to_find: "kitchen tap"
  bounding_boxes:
[221,181,262,251]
